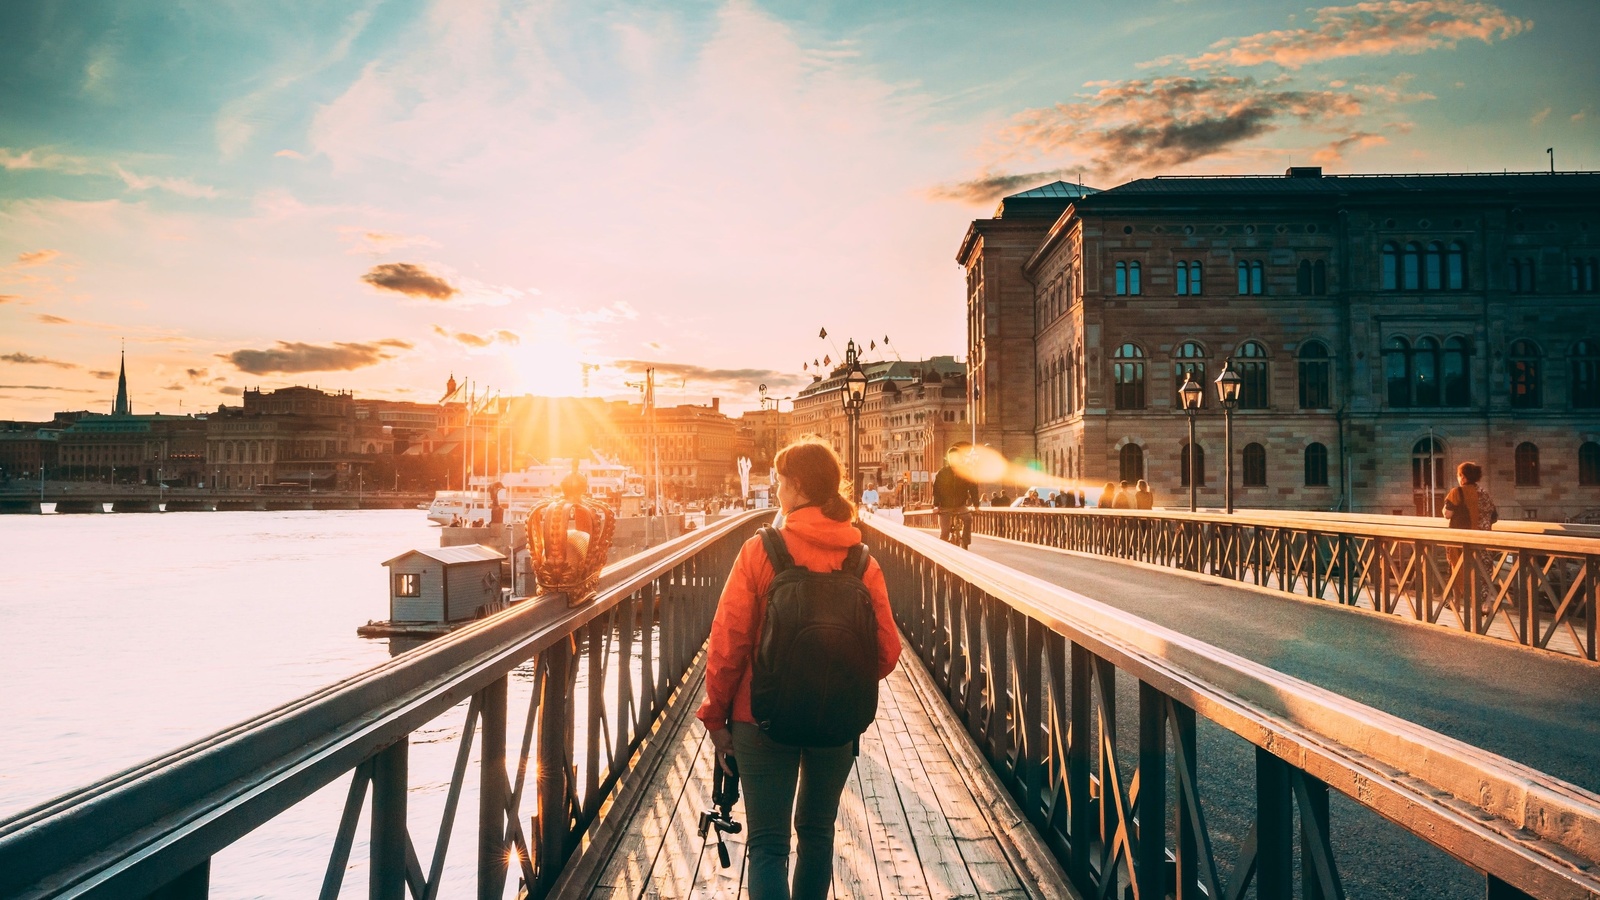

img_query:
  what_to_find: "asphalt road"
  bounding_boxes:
[962,534,1600,899]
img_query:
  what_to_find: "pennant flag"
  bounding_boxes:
[814,358,820,367]
[884,335,891,344]
[803,362,809,371]
[824,355,831,366]
[869,340,876,350]
[819,327,828,339]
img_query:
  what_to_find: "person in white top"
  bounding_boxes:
[860,485,879,513]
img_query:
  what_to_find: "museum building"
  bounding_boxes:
[958,169,1600,520]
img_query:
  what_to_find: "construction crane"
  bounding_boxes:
[580,363,600,396]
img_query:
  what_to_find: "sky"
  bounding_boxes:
[1,0,1595,421]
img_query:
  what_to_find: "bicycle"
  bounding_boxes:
[942,507,973,549]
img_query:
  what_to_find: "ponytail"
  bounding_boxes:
[774,437,856,522]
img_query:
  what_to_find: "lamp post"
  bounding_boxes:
[1214,359,1242,514]
[841,340,868,494]
[1179,372,1204,511]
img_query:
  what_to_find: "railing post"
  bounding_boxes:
[478,674,508,900]
[1135,682,1167,900]
[370,739,408,900]
[144,860,210,900]
[535,637,575,897]
[1067,642,1093,889]
[1255,747,1293,899]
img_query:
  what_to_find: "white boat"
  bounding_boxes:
[425,456,645,526]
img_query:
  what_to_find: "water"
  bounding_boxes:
[0,508,530,897]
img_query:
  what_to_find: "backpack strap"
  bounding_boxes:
[758,526,795,574]
[842,543,870,578]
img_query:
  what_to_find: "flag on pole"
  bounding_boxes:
[819,327,828,339]
[884,335,891,344]
[814,358,820,367]
[869,340,876,350]
[824,355,831,366]
[803,362,808,371]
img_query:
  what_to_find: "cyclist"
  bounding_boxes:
[933,442,980,546]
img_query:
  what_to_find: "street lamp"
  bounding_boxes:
[841,339,868,494]
[1214,359,1242,514]
[1179,372,1204,511]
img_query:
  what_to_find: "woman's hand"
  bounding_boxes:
[708,727,735,774]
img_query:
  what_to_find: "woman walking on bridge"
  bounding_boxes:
[698,438,900,899]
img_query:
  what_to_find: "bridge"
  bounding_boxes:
[0,487,430,513]
[2,507,1598,899]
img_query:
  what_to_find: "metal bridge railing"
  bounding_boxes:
[904,507,1600,660]
[866,516,1600,900]
[0,510,770,900]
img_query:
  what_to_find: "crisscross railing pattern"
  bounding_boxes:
[867,516,1600,900]
[905,508,1599,660]
[0,510,769,900]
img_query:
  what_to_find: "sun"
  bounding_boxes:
[508,326,590,397]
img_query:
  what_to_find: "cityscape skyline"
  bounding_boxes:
[3,0,1596,422]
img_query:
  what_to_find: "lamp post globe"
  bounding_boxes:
[1179,372,1203,512]
[1214,360,1242,514]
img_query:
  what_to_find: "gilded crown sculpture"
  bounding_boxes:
[525,462,616,607]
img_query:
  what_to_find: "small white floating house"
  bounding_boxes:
[381,545,507,624]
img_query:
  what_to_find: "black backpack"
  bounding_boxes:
[749,526,880,747]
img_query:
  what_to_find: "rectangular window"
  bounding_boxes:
[1298,360,1331,409]
[393,573,421,597]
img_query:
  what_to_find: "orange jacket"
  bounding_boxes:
[696,507,900,732]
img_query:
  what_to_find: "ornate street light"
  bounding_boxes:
[1214,359,1242,514]
[841,339,868,494]
[1179,372,1204,512]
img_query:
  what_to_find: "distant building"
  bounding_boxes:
[206,386,388,490]
[0,426,58,480]
[599,398,737,501]
[54,354,207,484]
[793,356,967,493]
[960,169,1600,520]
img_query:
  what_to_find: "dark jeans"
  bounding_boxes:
[730,722,855,900]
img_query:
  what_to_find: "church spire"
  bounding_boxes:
[113,346,131,416]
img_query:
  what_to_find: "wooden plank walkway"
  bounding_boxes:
[569,634,1075,900]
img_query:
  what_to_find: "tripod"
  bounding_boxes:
[694,754,743,873]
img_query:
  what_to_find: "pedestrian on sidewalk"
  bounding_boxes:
[1442,460,1499,614]
[1134,479,1154,510]
[1099,482,1118,508]
[697,438,901,900]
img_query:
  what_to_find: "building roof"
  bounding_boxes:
[1004,180,1100,200]
[382,544,507,567]
[1089,170,1600,200]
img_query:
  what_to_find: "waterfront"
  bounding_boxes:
[0,509,529,898]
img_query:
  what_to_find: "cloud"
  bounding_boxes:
[1574,110,1589,124]
[341,228,440,255]
[275,149,306,160]
[219,386,243,396]
[2,352,78,369]
[114,166,220,199]
[14,250,61,267]
[34,314,74,325]
[220,339,413,374]
[1311,130,1391,163]
[90,370,116,379]
[0,384,95,393]
[0,295,19,304]
[1530,107,1551,126]
[926,169,1075,204]
[432,325,520,348]
[1176,1,1530,71]
[614,359,803,392]
[0,148,95,174]
[360,262,458,300]
[999,75,1364,177]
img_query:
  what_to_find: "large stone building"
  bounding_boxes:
[793,356,968,496]
[54,356,208,484]
[207,386,389,490]
[598,398,738,501]
[960,169,1600,520]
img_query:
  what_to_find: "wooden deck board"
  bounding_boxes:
[570,631,1079,899]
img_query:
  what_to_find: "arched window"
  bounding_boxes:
[1251,260,1264,294]
[1297,340,1331,409]
[1237,261,1249,294]
[1120,443,1144,483]
[1189,261,1203,295]
[1313,259,1327,294]
[1510,258,1523,293]
[1443,337,1471,406]
[1115,261,1128,295]
[1242,442,1267,486]
[1174,341,1207,408]
[1176,261,1189,296]
[1235,340,1269,408]
[1573,341,1600,409]
[1129,261,1141,295]
[1181,443,1207,486]
[1509,340,1542,409]
[1388,334,1414,408]
[1236,261,1264,295]
[1515,442,1540,486]
[1381,242,1400,290]
[1412,437,1445,493]
[1424,241,1443,290]
[1112,343,1146,409]
[1304,442,1329,487]
[1297,259,1312,295]
[1580,442,1600,486]
[1402,242,1422,290]
[1446,242,1466,290]
[1414,336,1441,407]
